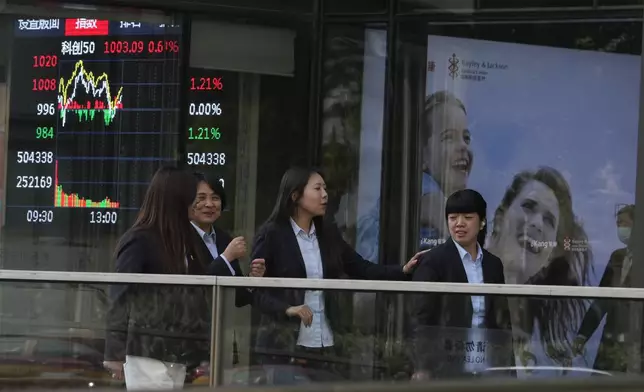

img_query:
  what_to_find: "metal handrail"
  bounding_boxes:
[0,270,217,285]
[10,377,644,392]
[1,269,644,299]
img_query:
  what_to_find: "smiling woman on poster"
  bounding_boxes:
[419,91,473,246]
[355,90,473,259]
[487,166,592,371]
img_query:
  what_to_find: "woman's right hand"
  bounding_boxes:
[285,305,313,327]
[103,361,124,381]
[223,236,247,261]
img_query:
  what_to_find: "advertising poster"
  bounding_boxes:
[422,34,639,377]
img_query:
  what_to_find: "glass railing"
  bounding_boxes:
[0,270,643,388]
[213,278,644,386]
[0,272,216,389]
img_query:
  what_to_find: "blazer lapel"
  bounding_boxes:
[191,225,214,264]
[199,225,234,276]
[445,239,468,283]
[213,226,229,257]
[481,252,502,327]
[280,223,307,277]
[481,253,495,284]
[445,239,473,323]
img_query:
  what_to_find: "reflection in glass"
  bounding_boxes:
[488,167,592,370]
[573,204,636,372]
[0,281,215,388]
[219,287,641,384]
[404,23,641,376]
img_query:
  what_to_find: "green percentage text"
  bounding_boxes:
[188,127,221,140]
[36,126,54,139]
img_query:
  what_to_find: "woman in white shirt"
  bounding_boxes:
[250,167,425,381]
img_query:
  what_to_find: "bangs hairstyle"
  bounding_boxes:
[617,204,635,221]
[193,172,227,210]
[445,189,487,246]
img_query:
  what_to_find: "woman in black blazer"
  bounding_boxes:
[190,172,265,307]
[250,167,424,379]
[103,167,217,389]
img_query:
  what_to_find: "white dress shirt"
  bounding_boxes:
[452,240,487,373]
[290,219,334,348]
[621,250,632,286]
[191,222,235,276]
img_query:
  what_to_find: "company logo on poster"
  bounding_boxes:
[563,237,589,252]
[429,52,509,82]
[448,53,460,79]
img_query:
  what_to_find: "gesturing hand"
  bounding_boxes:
[223,236,247,261]
[403,250,429,274]
[249,259,266,277]
[285,304,313,327]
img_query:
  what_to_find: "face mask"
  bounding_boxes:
[617,227,631,245]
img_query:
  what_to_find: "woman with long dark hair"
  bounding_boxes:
[250,167,424,381]
[103,167,213,390]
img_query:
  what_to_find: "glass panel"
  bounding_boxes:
[218,286,644,384]
[325,0,388,14]
[322,24,388,261]
[598,0,643,5]
[479,0,593,8]
[400,0,595,12]
[319,25,388,382]
[399,0,477,13]
[187,17,312,240]
[0,8,182,272]
[397,15,643,267]
[393,9,644,381]
[0,281,212,388]
[190,0,313,13]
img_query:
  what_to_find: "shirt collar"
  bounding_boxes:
[191,221,215,240]
[290,218,316,236]
[452,239,483,263]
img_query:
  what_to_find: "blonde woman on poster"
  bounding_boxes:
[487,166,593,376]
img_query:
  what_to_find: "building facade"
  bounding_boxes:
[0,0,643,384]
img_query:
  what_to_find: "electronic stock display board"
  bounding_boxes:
[5,17,236,237]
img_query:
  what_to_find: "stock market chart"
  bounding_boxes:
[6,18,182,233]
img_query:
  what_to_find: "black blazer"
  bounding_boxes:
[250,220,408,355]
[104,225,251,366]
[578,247,631,370]
[104,228,211,366]
[409,239,512,374]
[191,224,253,307]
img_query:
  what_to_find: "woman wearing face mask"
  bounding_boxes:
[250,167,425,381]
[572,204,635,372]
